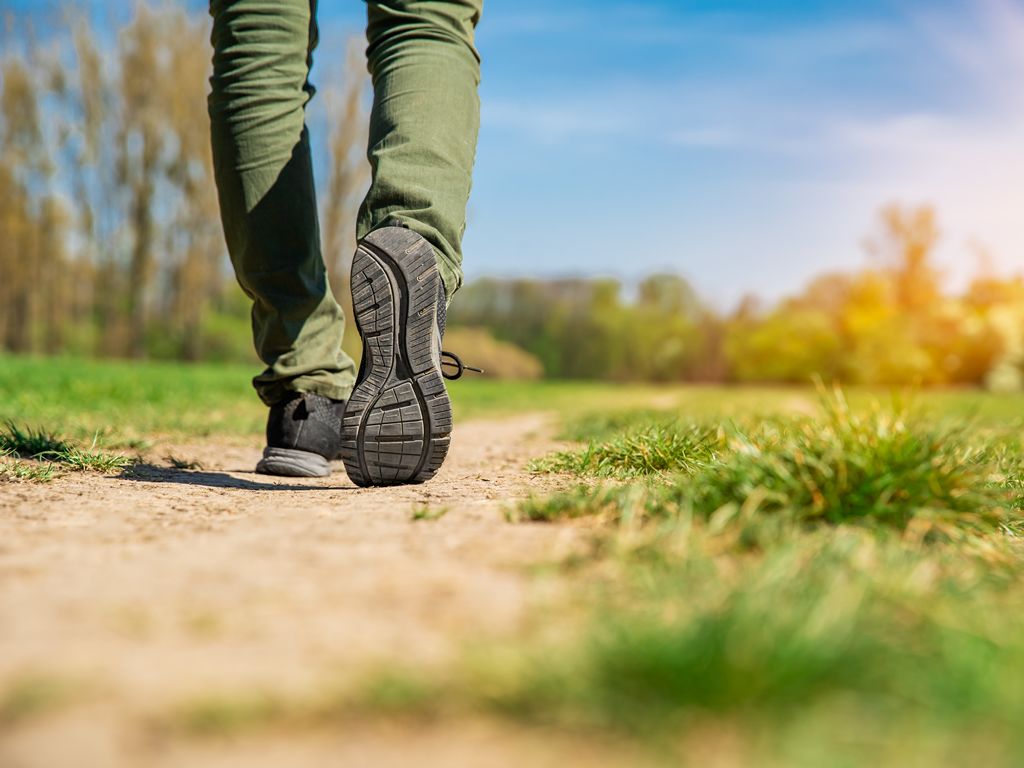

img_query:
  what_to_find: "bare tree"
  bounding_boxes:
[0,52,46,353]
[69,17,121,355]
[162,8,221,360]
[117,5,166,357]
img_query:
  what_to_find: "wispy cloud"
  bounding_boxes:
[818,0,1024,278]
[481,8,905,152]
[482,100,630,144]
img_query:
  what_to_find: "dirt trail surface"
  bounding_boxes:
[0,416,642,768]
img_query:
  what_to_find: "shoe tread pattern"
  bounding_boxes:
[340,228,452,487]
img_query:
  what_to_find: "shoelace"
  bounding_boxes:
[441,351,484,381]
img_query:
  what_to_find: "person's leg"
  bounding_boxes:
[339,0,483,487]
[358,0,483,301]
[209,0,356,407]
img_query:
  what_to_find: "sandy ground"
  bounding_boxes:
[0,416,651,768]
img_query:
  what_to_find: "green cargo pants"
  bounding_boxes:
[209,0,482,405]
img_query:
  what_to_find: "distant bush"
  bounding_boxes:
[439,327,543,380]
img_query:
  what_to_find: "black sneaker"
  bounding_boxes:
[340,227,479,487]
[255,392,346,478]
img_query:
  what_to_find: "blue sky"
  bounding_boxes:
[11,0,1024,305]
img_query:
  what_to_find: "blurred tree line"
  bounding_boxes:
[2,4,1023,388]
[451,204,1024,389]
[450,273,724,382]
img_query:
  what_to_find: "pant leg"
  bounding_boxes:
[209,0,356,406]
[359,0,483,300]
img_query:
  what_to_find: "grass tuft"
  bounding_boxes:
[532,422,718,479]
[690,393,1011,532]
[0,455,62,483]
[0,422,134,475]
[515,484,652,524]
[486,390,1024,759]
[356,672,439,714]
[166,674,441,737]
[523,390,1020,535]
[0,422,71,458]
[47,445,135,473]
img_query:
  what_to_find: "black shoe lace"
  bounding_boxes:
[441,351,483,381]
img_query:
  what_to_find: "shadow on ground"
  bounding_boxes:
[119,463,352,492]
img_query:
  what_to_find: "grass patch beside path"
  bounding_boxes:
[0,423,72,457]
[0,456,62,483]
[0,356,262,445]
[490,390,1024,764]
[5,354,1024,443]
[532,422,719,479]
[0,357,697,444]
[529,389,1019,536]
[0,422,134,481]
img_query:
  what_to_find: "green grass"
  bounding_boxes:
[6,354,1024,443]
[494,389,1024,764]
[163,522,1024,764]
[0,356,701,443]
[51,445,135,473]
[528,390,1019,535]
[0,456,62,483]
[0,422,134,478]
[0,356,263,445]
[555,408,688,442]
[0,423,71,457]
[689,406,1010,533]
[172,692,287,737]
[531,422,719,479]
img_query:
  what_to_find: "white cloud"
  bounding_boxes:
[814,0,1024,282]
[482,100,630,144]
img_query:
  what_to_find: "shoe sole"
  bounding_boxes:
[255,447,331,478]
[340,228,452,487]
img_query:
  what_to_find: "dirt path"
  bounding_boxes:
[0,416,646,768]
